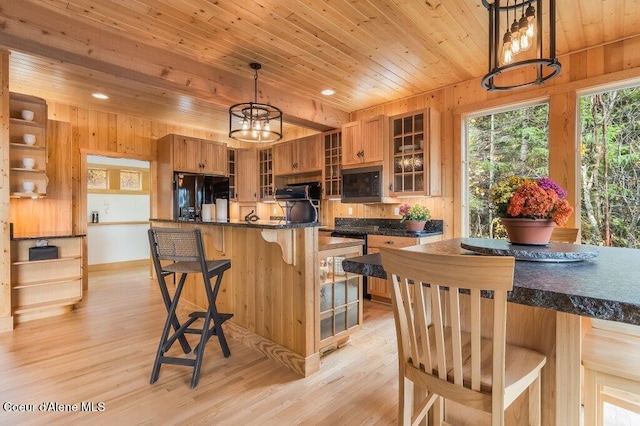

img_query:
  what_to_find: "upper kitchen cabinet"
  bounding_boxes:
[9,93,48,198]
[162,134,227,176]
[342,115,387,167]
[236,148,258,202]
[389,108,441,196]
[273,134,322,176]
[322,129,342,199]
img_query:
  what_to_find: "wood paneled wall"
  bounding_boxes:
[349,36,640,237]
[1,51,11,332]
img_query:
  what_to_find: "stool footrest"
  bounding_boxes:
[159,356,197,367]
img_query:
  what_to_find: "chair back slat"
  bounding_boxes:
[380,247,515,405]
[448,287,464,385]
[470,288,482,391]
[415,281,433,372]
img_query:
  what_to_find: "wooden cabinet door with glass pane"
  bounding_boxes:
[258,148,274,200]
[390,108,441,196]
[317,244,363,352]
[323,130,342,199]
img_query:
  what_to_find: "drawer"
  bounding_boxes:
[367,234,420,249]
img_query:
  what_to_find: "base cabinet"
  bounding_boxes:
[317,244,363,352]
[366,233,443,302]
[11,236,83,324]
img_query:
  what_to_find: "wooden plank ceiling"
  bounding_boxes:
[1,0,639,134]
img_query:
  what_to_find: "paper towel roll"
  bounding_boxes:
[201,204,212,221]
[216,199,228,222]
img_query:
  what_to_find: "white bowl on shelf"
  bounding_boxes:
[22,181,35,193]
[21,110,34,121]
[23,134,36,145]
[22,157,35,169]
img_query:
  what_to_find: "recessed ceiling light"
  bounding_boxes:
[321,89,335,96]
[92,93,109,100]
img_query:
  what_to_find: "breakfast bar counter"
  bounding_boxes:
[342,238,640,425]
[150,219,322,376]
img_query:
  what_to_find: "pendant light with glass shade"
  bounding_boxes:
[482,0,561,91]
[229,62,283,143]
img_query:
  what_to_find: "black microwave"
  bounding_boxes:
[341,166,383,203]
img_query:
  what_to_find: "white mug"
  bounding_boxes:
[23,134,36,145]
[23,157,35,169]
[21,110,34,121]
[23,181,35,193]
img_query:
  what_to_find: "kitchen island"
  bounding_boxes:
[342,238,640,425]
[149,219,363,377]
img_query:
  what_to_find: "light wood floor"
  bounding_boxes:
[3,267,638,425]
[0,266,399,425]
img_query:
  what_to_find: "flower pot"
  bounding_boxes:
[501,218,555,245]
[405,220,427,232]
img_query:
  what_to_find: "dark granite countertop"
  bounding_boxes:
[330,218,444,238]
[12,234,86,241]
[150,218,321,230]
[342,238,640,325]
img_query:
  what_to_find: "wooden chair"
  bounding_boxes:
[550,227,579,243]
[582,323,640,425]
[380,247,546,426]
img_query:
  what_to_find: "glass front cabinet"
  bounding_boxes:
[389,108,441,196]
[317,243,363,352]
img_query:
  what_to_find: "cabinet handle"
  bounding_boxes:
[385,241,394,245]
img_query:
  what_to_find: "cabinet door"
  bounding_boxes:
[322,130,342,199]
[173,136,202,173]
[361,115,385,164]
[273,140,296,175]
[237,148,258,202]
[201,139,227,176]
[341,120,362,166]
[296,134,322,173]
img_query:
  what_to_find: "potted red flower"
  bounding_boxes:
[490,177,574,244]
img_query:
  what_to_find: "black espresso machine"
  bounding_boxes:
[274,183,320,223]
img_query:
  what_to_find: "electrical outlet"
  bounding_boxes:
[394,207,400,216]
[348,207,353,216]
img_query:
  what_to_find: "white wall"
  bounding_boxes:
[87,224,150,265]
[86,155,150,266]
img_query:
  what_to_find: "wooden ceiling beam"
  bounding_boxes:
[0,1,349,131]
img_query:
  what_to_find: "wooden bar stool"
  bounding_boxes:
[148,227,232,388]
[582,325,640,425]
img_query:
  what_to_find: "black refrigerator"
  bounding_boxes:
[174,172,230,221]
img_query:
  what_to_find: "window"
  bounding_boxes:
[120,170,142,191]
[579,85,640,248]
[87,168,108,190]
[466,103,550,238]
[87,164,149,194]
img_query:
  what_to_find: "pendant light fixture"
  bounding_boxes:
[229,62,283,143]
[481,0,562,91]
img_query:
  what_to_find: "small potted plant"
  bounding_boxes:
[399,203,431,232]
[490,176,574,244]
